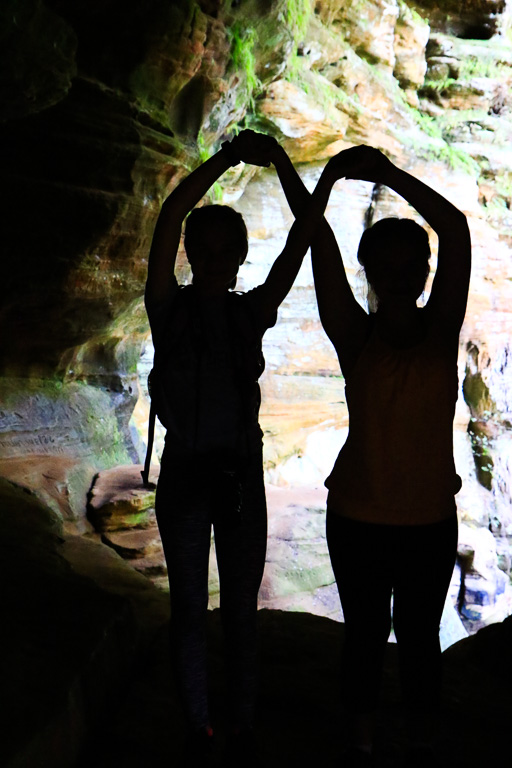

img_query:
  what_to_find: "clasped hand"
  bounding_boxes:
[230,129,279,167]
[326,145,393,184]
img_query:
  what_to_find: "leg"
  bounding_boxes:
[326,512,394,752]
[213,453,267,731]
[392,515,458,760]
[156,451,213,731]
[392,516,458,711]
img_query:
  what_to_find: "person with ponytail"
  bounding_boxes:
[310,146,471,767]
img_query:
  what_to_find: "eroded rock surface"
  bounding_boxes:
[2,0,512,636]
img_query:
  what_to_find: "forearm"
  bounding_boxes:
[273,146,341,254]
[146,145,236,306]
[284,165,336,255]
[162,148,233,220]
[383,164,467,236]
[260,166,336,313]
[272,146,310,216]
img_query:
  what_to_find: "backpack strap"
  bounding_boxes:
[141,399,157,487]
[140,285,193,486]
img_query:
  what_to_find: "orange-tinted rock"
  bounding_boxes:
[101,527,162,559]
[394,0,429,96]
[2,0,512,578]
[88,464,160,532]
[0,455,94,534]
[316,0,399,71]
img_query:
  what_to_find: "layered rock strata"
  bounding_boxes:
[1,0,512,630]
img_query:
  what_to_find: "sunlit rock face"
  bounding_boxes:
[2,0,512,629]
[0,0,294,526]
[412,0,508,39]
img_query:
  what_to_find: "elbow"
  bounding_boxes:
[459,213,471,249]
[458,209,469,227]
[453,209,470,235]
[441,209,470,245]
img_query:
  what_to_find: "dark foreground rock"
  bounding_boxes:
[2,474,511,767]
[0,476,169,768]
[75,609,512,768]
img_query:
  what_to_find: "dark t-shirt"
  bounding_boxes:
[146,282,276,458]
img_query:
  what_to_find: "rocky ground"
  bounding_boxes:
[3,471,510,768]
[85,464,509,646]
[74,608,512,768]
[76,468,511,767]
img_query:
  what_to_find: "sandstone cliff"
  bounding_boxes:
[1,0,512,627]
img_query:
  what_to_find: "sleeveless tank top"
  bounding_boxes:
[326,317,461,525]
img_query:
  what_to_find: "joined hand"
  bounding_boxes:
[327,145,393,184]
[230,129,280,167]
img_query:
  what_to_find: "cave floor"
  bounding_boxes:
[3,474,509,768]
[75,608,510,768]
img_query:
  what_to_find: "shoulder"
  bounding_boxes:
[334,312,373,379]
[229,286,278,333]
[422,303,461,354]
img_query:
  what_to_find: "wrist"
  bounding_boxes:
[221,140,241,167]
[378,158,399,185]
[322,161,339,187]
[271,142,286,165]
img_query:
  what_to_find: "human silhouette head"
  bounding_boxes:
[185,205,248,290]
[357,218,431,311]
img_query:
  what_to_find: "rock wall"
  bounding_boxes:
[2,0,512,625]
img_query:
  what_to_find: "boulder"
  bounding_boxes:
[393,0,430,99]
[77,609,512,767]
[454,523,512,632]
[101,527,162,559]
[88,464,159,532]
[0,476,168,768]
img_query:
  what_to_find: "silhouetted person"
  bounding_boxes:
[144,129,327,766]
[309,146,471,767]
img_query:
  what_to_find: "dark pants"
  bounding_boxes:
[326,511,458,714]
[155,448,268,731]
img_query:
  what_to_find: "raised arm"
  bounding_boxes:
[249,143,359,323]
[232,131,365,338]
[276,147,368,350]
[345,146,472,332]
[145,143,239,311]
